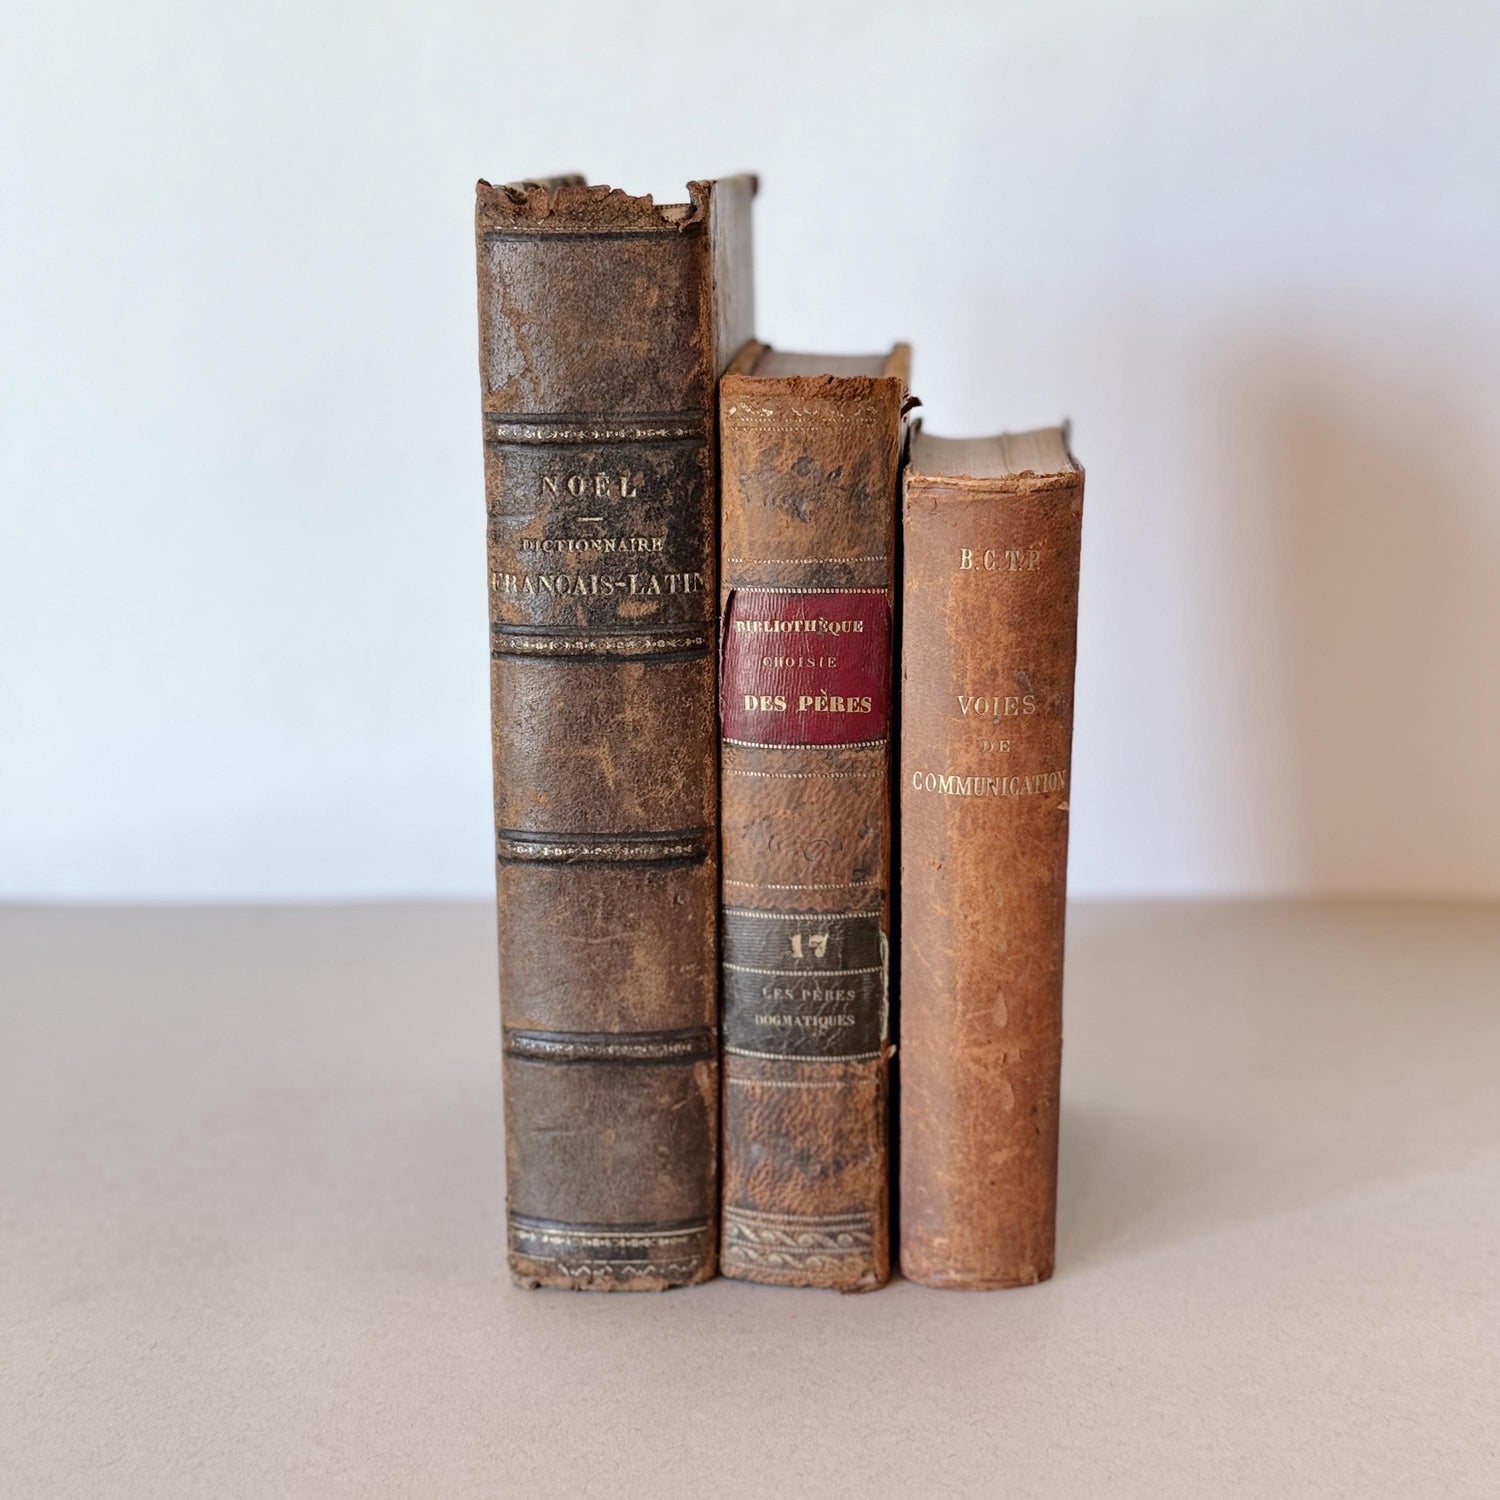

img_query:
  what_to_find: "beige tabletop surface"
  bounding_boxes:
[3,899,1497,1497]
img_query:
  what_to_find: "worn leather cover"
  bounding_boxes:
[718,343,910,1289]
[899,425,1083,1289]
[475,174,755,1289]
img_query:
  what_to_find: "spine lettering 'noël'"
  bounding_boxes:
[476,175,756,1291]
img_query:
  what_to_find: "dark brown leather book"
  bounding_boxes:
[475,174,755,1290]
[718,343,910,1289]
[899,426,1084,1289]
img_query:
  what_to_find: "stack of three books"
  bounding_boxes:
[478,174,1082,1292]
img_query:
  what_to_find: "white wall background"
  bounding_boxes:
[4,0,1498,900]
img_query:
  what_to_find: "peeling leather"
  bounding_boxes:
[475,174,756,1290]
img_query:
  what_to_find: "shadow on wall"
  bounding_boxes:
[1224,337,1500,894]
[1048,318,1500,1270]
[1054,319,1500,1267]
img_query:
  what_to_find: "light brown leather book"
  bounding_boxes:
[899,425,1084,1289]
[718,342,911,1289]
[474,175,755,1290]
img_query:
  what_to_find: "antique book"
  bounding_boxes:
[718,343,911,1289]
[899,426,1084,1289]
[475,174,755,1290]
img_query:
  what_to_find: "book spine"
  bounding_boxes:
[717,365,906,1289]
[476,178,752,1290]
[899,463,1083,1288]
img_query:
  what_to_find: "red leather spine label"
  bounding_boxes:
[720,588,891,747]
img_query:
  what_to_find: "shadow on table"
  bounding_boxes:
[1056,900,1500,1274]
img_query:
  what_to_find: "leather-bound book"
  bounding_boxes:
[718,343,911,1290]
[475,175,755,1290]
[899,426,1084,1289]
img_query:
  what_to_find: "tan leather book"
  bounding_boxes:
[718,342,911,1289]
[474,175,755,1290]
[899,425,1084,1289]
